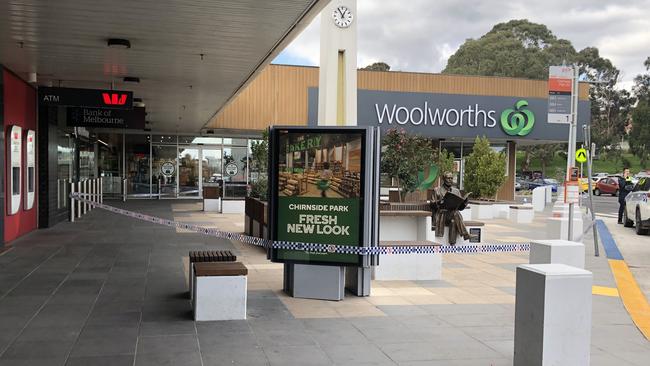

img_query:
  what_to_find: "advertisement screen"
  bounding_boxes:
[270,128,366,266]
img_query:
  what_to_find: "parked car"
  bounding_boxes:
[578,178,590,192]
[623,177,650,235]
[592,172,609,179]
[515,178,529,191]
[594,177,619,196]
[527,178,558,192]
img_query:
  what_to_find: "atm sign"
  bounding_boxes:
[39,87,133,109]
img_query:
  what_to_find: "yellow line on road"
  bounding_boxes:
[592,286,619,297]
[609,259,650,339]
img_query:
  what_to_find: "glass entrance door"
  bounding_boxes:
[178,146,200,197]
[202,147,223,185]
[152,145,178,198]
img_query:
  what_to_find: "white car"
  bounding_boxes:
[623,177,650,235]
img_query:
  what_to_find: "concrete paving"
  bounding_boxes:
[0,199,648,366]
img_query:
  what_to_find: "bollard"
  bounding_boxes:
[100,178,103,204]
[530,240,585,269]
[70,182,75,222]
[77,181,82,218]
[82,180,87,215]
[123,179,127,202]
[514,264,592,366]
[158,179,162,200]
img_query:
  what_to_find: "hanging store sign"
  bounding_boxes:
[269,126,380,267]
[39,87,133,109]
[67,107,145,129]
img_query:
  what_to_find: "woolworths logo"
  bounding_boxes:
[500,100,535,136]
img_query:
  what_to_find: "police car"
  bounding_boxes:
[623,177,650,235]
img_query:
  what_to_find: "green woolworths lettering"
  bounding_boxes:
[500,100,535,136]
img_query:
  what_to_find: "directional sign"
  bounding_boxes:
[575,148,588,163]
[548,66,574,124]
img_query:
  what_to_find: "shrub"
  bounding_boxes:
[463,136,506,199]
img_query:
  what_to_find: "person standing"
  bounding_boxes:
[617,168,634,224]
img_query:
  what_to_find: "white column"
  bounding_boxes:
[530,240,585,268]
[514,264,592,366]
[318,0,357,126]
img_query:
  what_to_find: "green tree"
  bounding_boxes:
[633,57,650,104]
[630,102,650,167]
[381,128,437,201]
[443,19,631,155]
[443,20,575,80]
[361,62,391,72]
[463,136,506,199]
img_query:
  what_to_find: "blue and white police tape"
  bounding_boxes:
[70,192,530,255]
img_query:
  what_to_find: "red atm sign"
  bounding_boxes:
[39,87,133,109]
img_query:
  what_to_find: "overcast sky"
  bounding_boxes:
[273,0,650,90]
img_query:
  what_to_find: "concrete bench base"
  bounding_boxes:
[203,198,221,212]
[433,223,484,245]
[193,275,247,321]
[530,240,585,268]
[373,245,442,281]
[193,262,247,321]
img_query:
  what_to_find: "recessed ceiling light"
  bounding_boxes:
[123,76,140,83]
[107,38,131,49]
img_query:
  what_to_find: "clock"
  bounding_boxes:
[332,5,353,28]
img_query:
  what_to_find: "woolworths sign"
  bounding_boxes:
[307,88,591,141]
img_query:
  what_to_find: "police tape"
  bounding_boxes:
[70,193,530,255]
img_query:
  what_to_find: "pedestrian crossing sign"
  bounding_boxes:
[575,148,588,163]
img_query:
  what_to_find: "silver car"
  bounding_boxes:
[624,177,650,235]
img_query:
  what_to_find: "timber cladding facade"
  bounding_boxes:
[206,64,589,131]
[207,64,591,201]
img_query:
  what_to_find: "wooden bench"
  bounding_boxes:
[189,250,237,300]
[193,262,248,321]
[373,240,442,281]
[509,205,534,224]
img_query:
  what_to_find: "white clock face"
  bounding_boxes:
[332,6,353,28]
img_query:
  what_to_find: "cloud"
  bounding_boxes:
[274,0,650,89]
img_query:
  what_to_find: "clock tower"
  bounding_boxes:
[318,1,357,126]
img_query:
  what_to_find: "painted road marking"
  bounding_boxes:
[596,219,650,339]
[592,285,619,297]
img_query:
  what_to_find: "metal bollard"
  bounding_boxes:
[82,180,87,215]
[70,182,75,222]
[77,181,82,218]
[123,179,127,202]
[158,180,162,200]
[100,178,103,204]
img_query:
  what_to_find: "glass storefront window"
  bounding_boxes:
[202,148,223,184]
[125,134,151,196]
[223,137,248,146]
[97,133,123,198]
[178,147,200,197]
[223,146,248,198]
[56,132,73,209]
[152,135,177,144]
[192,137,222,145]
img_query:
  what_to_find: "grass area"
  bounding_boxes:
[516,151,647,177]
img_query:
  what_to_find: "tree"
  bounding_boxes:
[381,128,437,201]
[633,57,650,104]
[463,136,506,200]
[443,19,632,156]
[361,62,390,72]
[443,20,576,80]
[630,102,650,167]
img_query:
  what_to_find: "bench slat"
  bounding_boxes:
[194,262,248,277]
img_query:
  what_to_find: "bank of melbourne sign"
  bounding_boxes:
[307,89,590,141]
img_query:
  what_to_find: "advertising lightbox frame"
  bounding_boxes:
[268,126,379,267]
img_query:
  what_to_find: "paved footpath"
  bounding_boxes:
[0,200,648,366]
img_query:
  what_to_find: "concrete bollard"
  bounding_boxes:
[530,240,585,268]
[532,187,546,212]
[514,264,592,366]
